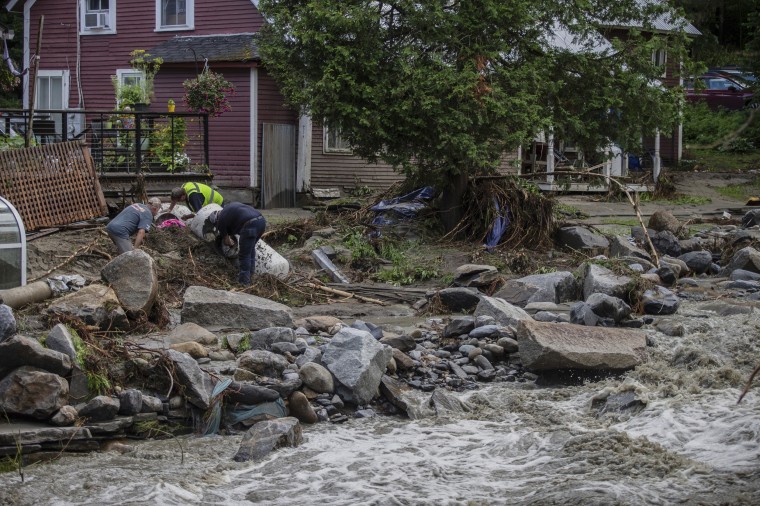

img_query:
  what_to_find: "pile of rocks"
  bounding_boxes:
[2,208,760,463]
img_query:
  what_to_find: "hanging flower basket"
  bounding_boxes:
[182,68,235,117]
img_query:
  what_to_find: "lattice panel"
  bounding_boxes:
[0,141,107,231]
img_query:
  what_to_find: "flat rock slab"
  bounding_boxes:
[233,417,302,462]
[181,286,293,331]
[517,320,647,371]
[0,422,91,446]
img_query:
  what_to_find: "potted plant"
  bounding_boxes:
[183,67,235,117]
[167,99,175,113]
[128,49,163,109]
[111,76,144,109]
[150,117,189,172]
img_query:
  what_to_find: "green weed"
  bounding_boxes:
[86,371,111,395]
[716,178,760,201]
[238,332,252,352]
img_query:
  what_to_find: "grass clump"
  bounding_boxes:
[715,178,760,201]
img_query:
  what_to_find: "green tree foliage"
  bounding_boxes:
[258,1,693,191]
[0,10,23,107]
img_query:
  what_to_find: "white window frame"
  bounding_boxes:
[35,70,70,110]
[652,49,667,78]
[155,0,194,32]
[323,124,352,154]
[115,69,144,108]
[79,0,117,36]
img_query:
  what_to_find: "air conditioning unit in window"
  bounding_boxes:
[85,12,109,29]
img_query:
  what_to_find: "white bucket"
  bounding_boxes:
[188,204,290,278]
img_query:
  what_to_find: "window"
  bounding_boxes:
[652,49,667,77]
[114,69,144,107]
[80,0,116,35]
[156,0,194,31]
[35,70,69,110]
[324,124,352,154]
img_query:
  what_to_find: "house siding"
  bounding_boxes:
[310,123,404,193]
[26,0,270,186]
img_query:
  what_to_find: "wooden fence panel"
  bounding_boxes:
[0,141,107,231]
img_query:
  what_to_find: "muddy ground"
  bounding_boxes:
[17,169,754,331]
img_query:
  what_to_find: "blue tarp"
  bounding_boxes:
[370,186,435,236]
[484,198,511,250]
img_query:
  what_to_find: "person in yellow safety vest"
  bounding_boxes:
[168,182,225,219]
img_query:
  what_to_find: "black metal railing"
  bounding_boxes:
[0,108,209,175]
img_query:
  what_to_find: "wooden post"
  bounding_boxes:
[546,130,555,185]
[26,15,44,148]
[653,128,661,183]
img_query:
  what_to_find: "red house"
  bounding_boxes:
[4,0,404,206]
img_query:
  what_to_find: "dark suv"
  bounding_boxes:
[684,72,756,110]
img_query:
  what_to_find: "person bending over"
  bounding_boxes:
[168,182,225,219]
[212,202,266,285]
[105,197,162,254]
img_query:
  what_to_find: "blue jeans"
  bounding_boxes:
[238,216,266,285]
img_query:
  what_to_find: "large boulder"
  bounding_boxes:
[0,335,72,377]
[677,251,713,275]
[298,362,334,393]
[436,287,482,312]
[453,264,500,287]
[233,417,302,462]
[165,349,216,410]
[585,293,631,323]
[0,304,16,343]
[100,249,158,316]
[641,286,680,316]
[495,271,577,306]
[45,284,129,330]
[648,210,681,234]
[237,349,290,378]
[581,263,632,300]
[517,320,647,371]
[181,286,293,330]
[474,296,532,327]
[322,327,392,405]
[555,226,609,252]
[78,395,120,422]
[45,324,78,360]
[0,366,69,419]
[721,247,760,276]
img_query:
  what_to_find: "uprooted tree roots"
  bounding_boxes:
[446,177,556,249]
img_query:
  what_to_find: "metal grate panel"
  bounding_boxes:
[0,141,108,231]
[261,123,296,209]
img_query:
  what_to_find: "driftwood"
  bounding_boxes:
[303,282,385,305]
[738,362,760,404]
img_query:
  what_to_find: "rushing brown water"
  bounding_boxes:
[2,299,759,505]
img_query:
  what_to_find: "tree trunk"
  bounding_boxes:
[438,171,468,235]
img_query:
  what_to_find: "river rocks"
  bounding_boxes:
[167,322,218,346]
[45,284,129,331]
[170,341,209,359]
[181,286,294,330]
[237,350,290,378]
[648,210,680,234]
[591,390,646,416]
[555,226,609,252]
[78,395,120,422]
[0,304,16,343]
[166,349,215,410]
[517,320,647,371]
[288,391,318,424]
[495,271,577,306]
[233,417,303,462]
[101,250,158,316]
[322,327,392,405]
[293,315,344,333]
[225,381,280,405]
[248,327,296,350]
[609,236,651,261]
[118,389,143,416]
[742,209,760,228]
[436,287,482,312]
[298,363,334,393]
[570,301,599,326]
[586,293,631,323]
[474,297,532,327]
[453,264,500,287]
[50,405,79,426]
[721,247,760,276]
[380,333,416,352]
[677,251,713,275]
[443,316,476,338]
[0,366,69,419]
[45,324,78,360]
[581,263,632,300]
[0,335,72,377]
[641,287,680,315]
[429,388,472,416]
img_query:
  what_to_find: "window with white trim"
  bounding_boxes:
[156,0,194,31]
[35,70,69,110]
[80,0,116,35]
[114,69,144,107]
[323,124,352,154]
[652,49,667,78]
